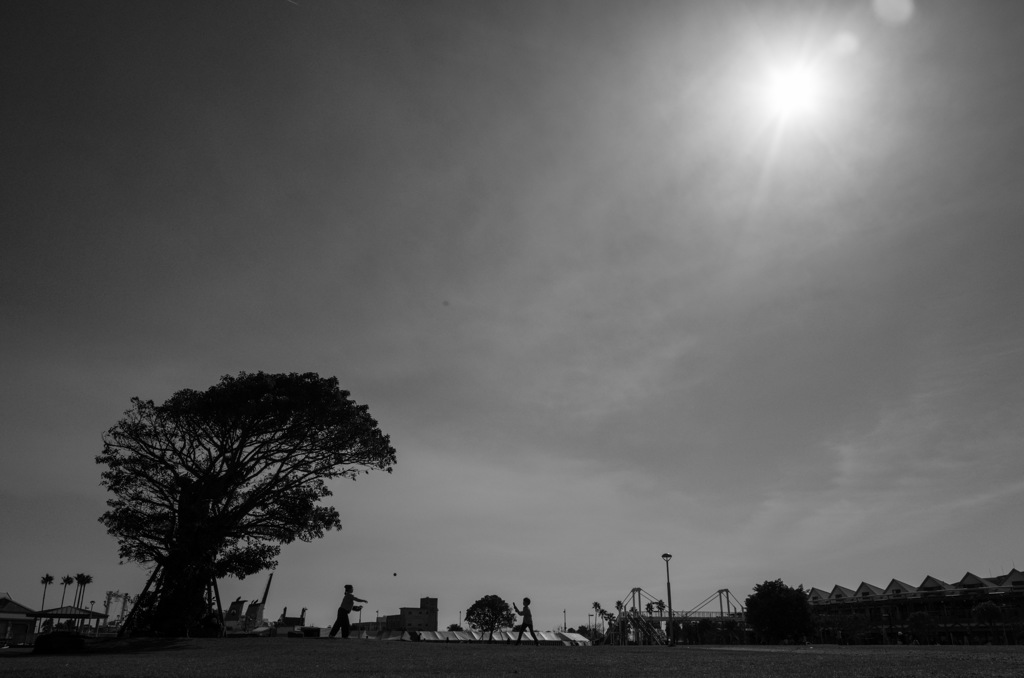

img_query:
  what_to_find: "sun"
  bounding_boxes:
[764,62,822,119]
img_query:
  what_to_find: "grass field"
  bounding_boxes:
[3,638,1023,677]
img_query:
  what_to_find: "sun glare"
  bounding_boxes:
[765,63,822,119]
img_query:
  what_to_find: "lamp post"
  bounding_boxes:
[89,601,95,636]
[662,553,674,646]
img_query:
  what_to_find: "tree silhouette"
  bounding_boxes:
[72,573,85,608]
[744,579,812,644]
[58,575,74,629]
[465,595,515,642]
[39,574,54,633]
[59,575,73,607]
[73,574,93,629]
[615,600,624,643]
[39,574,54,609]
[97,372,397,636]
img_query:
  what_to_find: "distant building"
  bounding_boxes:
[0,593,35,645]
[383,597,438,632]
[810,569,1024,645]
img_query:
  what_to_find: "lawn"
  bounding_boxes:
[2,638,1023,677]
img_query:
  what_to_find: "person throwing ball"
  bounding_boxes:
[513,597,538,646]
[329,584,368,639]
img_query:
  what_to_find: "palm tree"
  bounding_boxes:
[59,575,74,606]
[71,573,86,615]
[645,602,654,617]
[59,575,74,629]
[39,574,54,633]
[615,601,624,644]
[74,574,93,609]
[592,602,602,633]
[74,574,93,628]
[40,574,54,609]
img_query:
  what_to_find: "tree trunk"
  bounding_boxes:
[145,482,221,636]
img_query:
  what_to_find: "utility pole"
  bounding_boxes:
[662,553,674,646]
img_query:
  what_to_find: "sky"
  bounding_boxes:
[2,0,1023,632]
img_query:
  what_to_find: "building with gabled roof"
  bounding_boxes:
[0,592,36,645]
[853,582,885,600]
[994,569,1024,591]
[916,575,953,595]
[957,572,999,591]
[882,579,918,598]
[809,569,1024,645]
[807,588,830,604]
[826,585,856,603]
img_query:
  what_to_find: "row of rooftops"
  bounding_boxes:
[808,569,1024,604]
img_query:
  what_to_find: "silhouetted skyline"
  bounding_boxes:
[2,0,1022,631]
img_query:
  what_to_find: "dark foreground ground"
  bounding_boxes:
[2,638,1023,678]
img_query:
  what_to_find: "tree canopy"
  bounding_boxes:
[744,579,812,644]
[97,371,396,635]
[465,595,515,642]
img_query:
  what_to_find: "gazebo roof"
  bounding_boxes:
[28,605,108,619]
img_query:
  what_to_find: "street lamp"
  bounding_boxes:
[662,553,674,646]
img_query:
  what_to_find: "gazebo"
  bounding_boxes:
[29,606,109,634]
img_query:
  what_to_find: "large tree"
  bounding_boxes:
[97,371,396,636]
[465,595,515,642]
[744,579,812,644]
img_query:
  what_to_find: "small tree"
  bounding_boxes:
[447,623,464,632]
[97,371,397,636]
[744,579,812,644]
[465,595,515,642]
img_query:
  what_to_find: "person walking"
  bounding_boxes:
[513,597,539,646]
[329,584,367,639]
